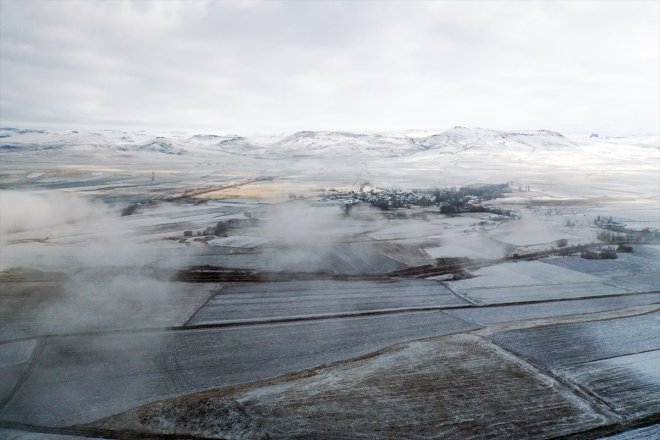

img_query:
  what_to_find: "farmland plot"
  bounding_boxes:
[491,312,660,419]
[186,242,407,274]
[491,312,660,369]
[597,424,660,439]
[0,339,38,405]
[0,428,103,440]
[92,334,609,440]
[542,251,660,293]
[0,311,478,426]
[448,261,632,304]
[0,281,219,341]
[556,350,660,418]
[187,279,468,325]
[448,292,660,325]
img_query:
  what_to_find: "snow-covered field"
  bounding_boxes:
[447,261,634,304]
[94,334,610,440]
[1,126,658,438]
[2,127,658,196]
[492,313,660,420]
[187,279,467,325]
[0,310,477,427]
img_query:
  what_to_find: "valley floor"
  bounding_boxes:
[1,128,658,438]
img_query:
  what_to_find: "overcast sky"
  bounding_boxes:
[0,0,658,134]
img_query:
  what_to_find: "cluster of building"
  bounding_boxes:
[594,216,660,244]
[320,184,519,218]
[594,216,626,232]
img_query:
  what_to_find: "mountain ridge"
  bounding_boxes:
[2,126,653,158]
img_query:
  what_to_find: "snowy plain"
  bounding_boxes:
[1,126,658,438]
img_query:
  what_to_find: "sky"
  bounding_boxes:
[0,0,658,134]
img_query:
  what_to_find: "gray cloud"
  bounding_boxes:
[0,0,658,134]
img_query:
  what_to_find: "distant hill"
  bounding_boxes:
[4,126,653,161]
[417,127,574,151]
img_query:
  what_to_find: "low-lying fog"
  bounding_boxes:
[1,127,658,337]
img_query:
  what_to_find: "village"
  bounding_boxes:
[2,137,659,439]
[319,183,521,217]
[1,0,658,437]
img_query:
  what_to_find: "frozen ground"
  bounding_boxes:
[557,350,660,418]
[187,279,468,325]
[447,261,634,304]
[0,280,219,340]
[0,429,102,440]
[93,334,609,440]
[423,233,508,259]
[447,293,660,324]
[0,311,478,426]
[0,340,37,407]
[543,247,660,292]
[491,312,660,421]
[491,312,660,369]
[185,242,408,274]
[598,424,660,439]
[0,127,658,438]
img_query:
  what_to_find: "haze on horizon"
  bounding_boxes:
[0,0,658,135]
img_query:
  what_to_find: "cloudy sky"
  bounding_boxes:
[1,0,658,134]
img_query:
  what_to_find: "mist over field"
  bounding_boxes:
[1,1,658,439]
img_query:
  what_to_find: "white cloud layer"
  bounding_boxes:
[0,0,658,134]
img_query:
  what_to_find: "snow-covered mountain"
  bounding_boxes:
[186,134,258,155]
[2,126,657,199]
[127,137,185,155]
[0,130,116,152]
[258,127,577,157]
[264,131,422,158]
[1,126,654,161]
[417,127,575,151]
